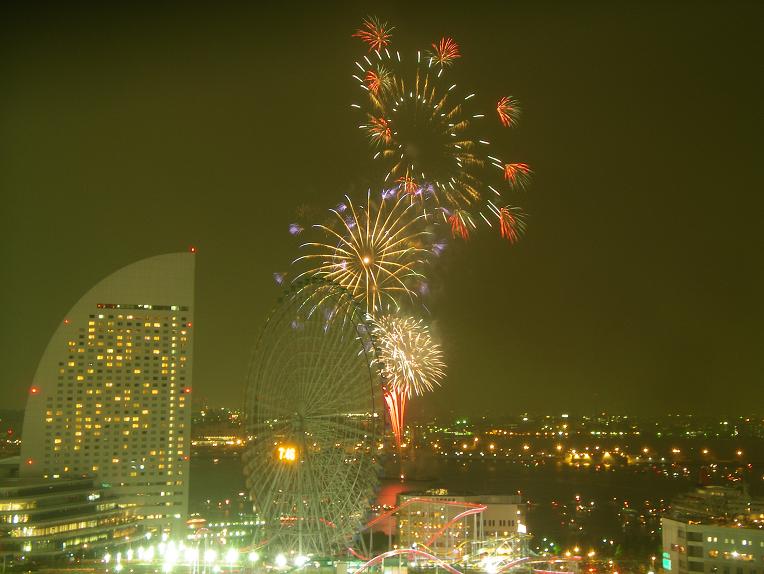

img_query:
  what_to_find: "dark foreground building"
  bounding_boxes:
[0,465,141,566]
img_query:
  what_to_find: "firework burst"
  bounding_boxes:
[495,204,526,243]
[383,388,407,448]
[373,314,445,447]
[355,48,483,210]
[497,96,521,128]
[430,37,461,67]
[294,192,430,315]
[396,175,418,196]
[353,16,394,51]
[352,18,530,240]
[364,69,385,95]
[373,315,445,398]
[502,162,533,190]
[367,116,392,144]
[448,209,473,240]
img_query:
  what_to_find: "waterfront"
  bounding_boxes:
[189,441,754,564]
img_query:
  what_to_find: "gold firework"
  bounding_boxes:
[373,315,446,397]
[294,192,430,315]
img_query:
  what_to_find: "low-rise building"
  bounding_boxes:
[0,473,141,564]
[396,490,526,555]
[662,486,764,574]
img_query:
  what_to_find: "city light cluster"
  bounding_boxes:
[102,538,267,573]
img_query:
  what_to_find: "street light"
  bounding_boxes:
[204,549,217,565]
[225,548,239,566]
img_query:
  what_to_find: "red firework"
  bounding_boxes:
[384,387,407,447]
[365,70,383,94]
[497,96,520,128]
[449,212,470,240]
[503,162,532,187]
[369,116,392,143]
[353,17,394,51]
[431,37,460,66]
[499,207,520,243]
[396,175,418,196]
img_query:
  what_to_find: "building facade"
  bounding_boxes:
[396,491,526,554]
[662,517,764,574]
[20,252,195,532]
[0,475,140,562]
[662,487,764,574]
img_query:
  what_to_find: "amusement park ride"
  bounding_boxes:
[241,282,579,573]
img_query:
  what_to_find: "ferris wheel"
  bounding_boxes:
[243,279,383,559]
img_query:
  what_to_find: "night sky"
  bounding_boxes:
[3,2,763,416]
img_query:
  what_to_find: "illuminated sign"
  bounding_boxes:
[277,446,297,462]
[662,552,671,571]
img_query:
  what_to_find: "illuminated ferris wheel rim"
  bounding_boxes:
[243,279,383,558]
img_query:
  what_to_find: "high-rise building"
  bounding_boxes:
[20,252,195,532]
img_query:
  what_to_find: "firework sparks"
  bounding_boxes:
[396,175,418,196]
[353,16,394,51]
[449,210,471,240]
[365,70,382,94]
[498,207,524,243]
[383,388,407,448]
[497,96,520,127]
[294,192,430,314]
[373,315,445,398]
[503,162,532,189]
[355,48,483,209]
[352,19,531,235]
[431,37,461,67]
[368,116,392,144]
[364,68,390,95]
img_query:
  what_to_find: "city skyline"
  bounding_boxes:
[3,2,763,417]
[3,3,764,573]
